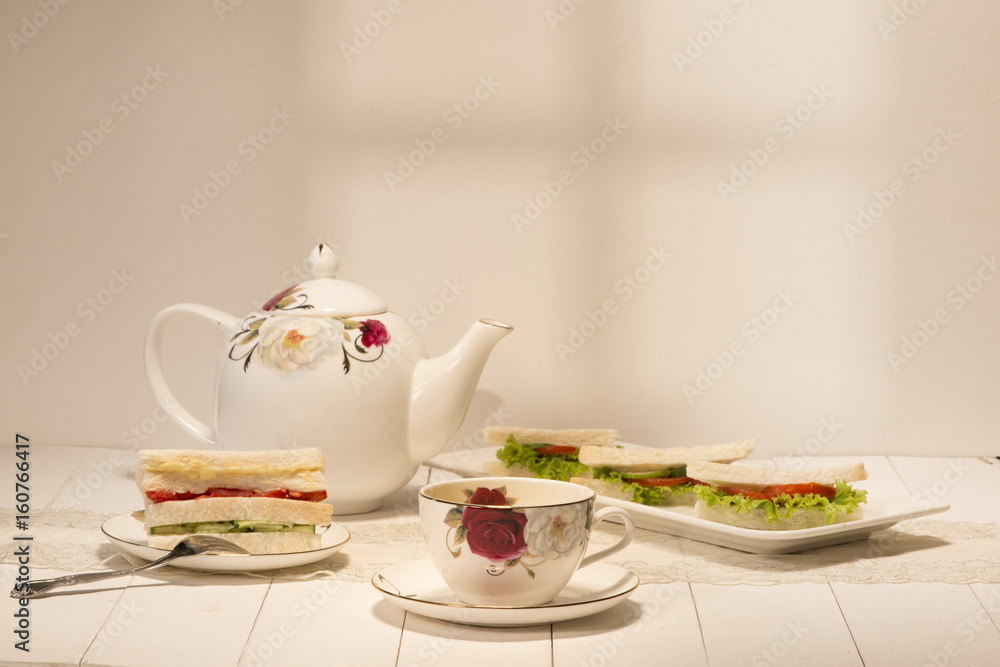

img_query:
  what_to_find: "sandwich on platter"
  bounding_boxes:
[136,448,333,554]
[570,439,757,506]
[483,425,756,507]
[686,460,869,530]
[483,426,620,481]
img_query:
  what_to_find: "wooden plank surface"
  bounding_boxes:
[80,574,271,667]
[833,582,1000,667]
[238,580,404,667]
[0,566,127,666]
[48,448,138,515]
[553,582,707,667]
[889,456,1000,522]
[694,583,862,667]
[396,613,551,666]
[2,444,90,510]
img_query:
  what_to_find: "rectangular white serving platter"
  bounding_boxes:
[425,448,951,555]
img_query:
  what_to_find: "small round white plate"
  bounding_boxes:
[371,560,639,627]
[101,512,351,572]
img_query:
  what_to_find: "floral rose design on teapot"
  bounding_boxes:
[444,486,588,578]
[228,286,391,373]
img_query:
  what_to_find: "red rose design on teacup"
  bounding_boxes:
[461,497,529,562]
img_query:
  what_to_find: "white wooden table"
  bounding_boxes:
[2,445,1000,667]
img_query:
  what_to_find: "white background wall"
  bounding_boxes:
[2,0,997,458]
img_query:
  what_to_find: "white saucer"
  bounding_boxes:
[371,560,639,627]
[101,512,351,572]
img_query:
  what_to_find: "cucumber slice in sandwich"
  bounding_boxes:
[619,466,686,480]
[149,521,318,535]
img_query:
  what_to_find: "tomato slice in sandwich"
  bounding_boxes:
[145,488,328,503]
[145,490,200,502]
[627,476,692,487]
[531,445,578,456]
[205,487,249,497]
[715,483,836,500]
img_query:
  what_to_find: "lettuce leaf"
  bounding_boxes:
[494,435,590,481]
[693,480,868,524]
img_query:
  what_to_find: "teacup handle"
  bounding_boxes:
[579,506,636,569]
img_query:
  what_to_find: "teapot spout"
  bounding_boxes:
[408,319,513,465]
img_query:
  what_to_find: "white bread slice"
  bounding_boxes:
[570,476,698,506]
[694,501,865,531]
[483,427,619,448]
[686,461,868,492]
[578,439,756,473]
[143,496,333,528]
[148,531,322,555]
[136,448,326,494]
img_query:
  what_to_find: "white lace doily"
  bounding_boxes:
[3,508,998,586]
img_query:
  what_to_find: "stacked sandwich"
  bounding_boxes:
[136,448,333,554]
[482,426,621,481]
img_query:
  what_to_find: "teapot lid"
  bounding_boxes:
[259,244,388,317]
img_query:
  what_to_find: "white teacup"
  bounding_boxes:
[419,477,635,606]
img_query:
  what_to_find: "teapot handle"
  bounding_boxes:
[144,303,240,447]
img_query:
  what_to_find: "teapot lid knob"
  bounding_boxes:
[259,241,387,316]
[309,243,340,279]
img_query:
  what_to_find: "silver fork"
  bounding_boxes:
[9,535,251,599]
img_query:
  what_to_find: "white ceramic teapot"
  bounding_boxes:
[144,243,512,514]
